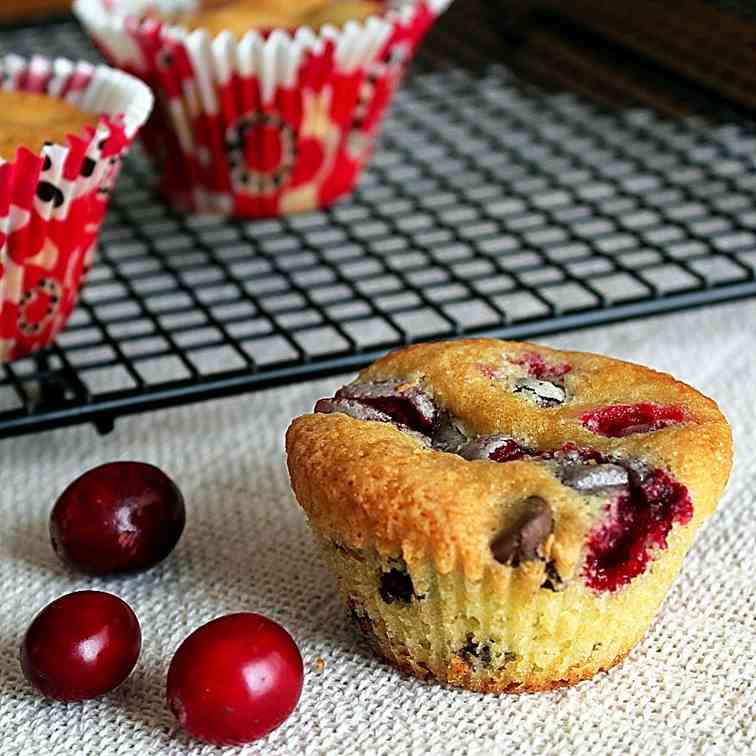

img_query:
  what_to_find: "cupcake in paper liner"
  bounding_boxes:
[74,0,454,217]
[0,55,152,364]
[286,339,732,692]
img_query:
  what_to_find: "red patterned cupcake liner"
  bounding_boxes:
[0,55,153,364]
[74,0,454,217]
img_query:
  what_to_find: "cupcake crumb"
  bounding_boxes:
[313,657,326,673]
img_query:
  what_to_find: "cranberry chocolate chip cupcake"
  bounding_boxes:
[286,339,733,692]
[0,55,152,364]
[74,0,453,216]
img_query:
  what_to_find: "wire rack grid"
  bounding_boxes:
[1,1,756,437]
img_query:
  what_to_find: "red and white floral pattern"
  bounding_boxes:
[0,55,152,364]
[75,0,453,217]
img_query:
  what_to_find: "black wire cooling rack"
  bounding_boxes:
[2,1,756,438]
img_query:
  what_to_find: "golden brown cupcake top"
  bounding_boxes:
[147,0,384,36]
[0,91,96,162]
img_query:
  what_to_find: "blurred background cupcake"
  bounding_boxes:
[74,0,454,217]
[0,54,152,364]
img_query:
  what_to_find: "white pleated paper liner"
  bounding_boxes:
[74,0,455,216]
[0,54,153,364]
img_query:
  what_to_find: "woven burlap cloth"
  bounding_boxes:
[1,300,754,755]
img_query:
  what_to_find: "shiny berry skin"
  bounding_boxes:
[50,461,185,575]
[20,591,141,702]
[167,613,304,746]
[580,403,687,438]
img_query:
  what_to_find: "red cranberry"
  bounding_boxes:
[580,403,688,438]
[512,351,572,380]
[544,445,694,591]
[560,450,695,593]
[167,613,304,746]
[20,591,141,701]
[50,462,185,575]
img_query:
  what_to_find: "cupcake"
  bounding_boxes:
[74,0,454,216]
[286,339,733,692]
[0,55,152,364]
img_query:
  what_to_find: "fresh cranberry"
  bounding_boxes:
[167,613,304,746]
[50,462,185,575]
[580,403,688,438]
[20,591,141,701]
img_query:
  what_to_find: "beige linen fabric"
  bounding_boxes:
[1,299,754,755]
